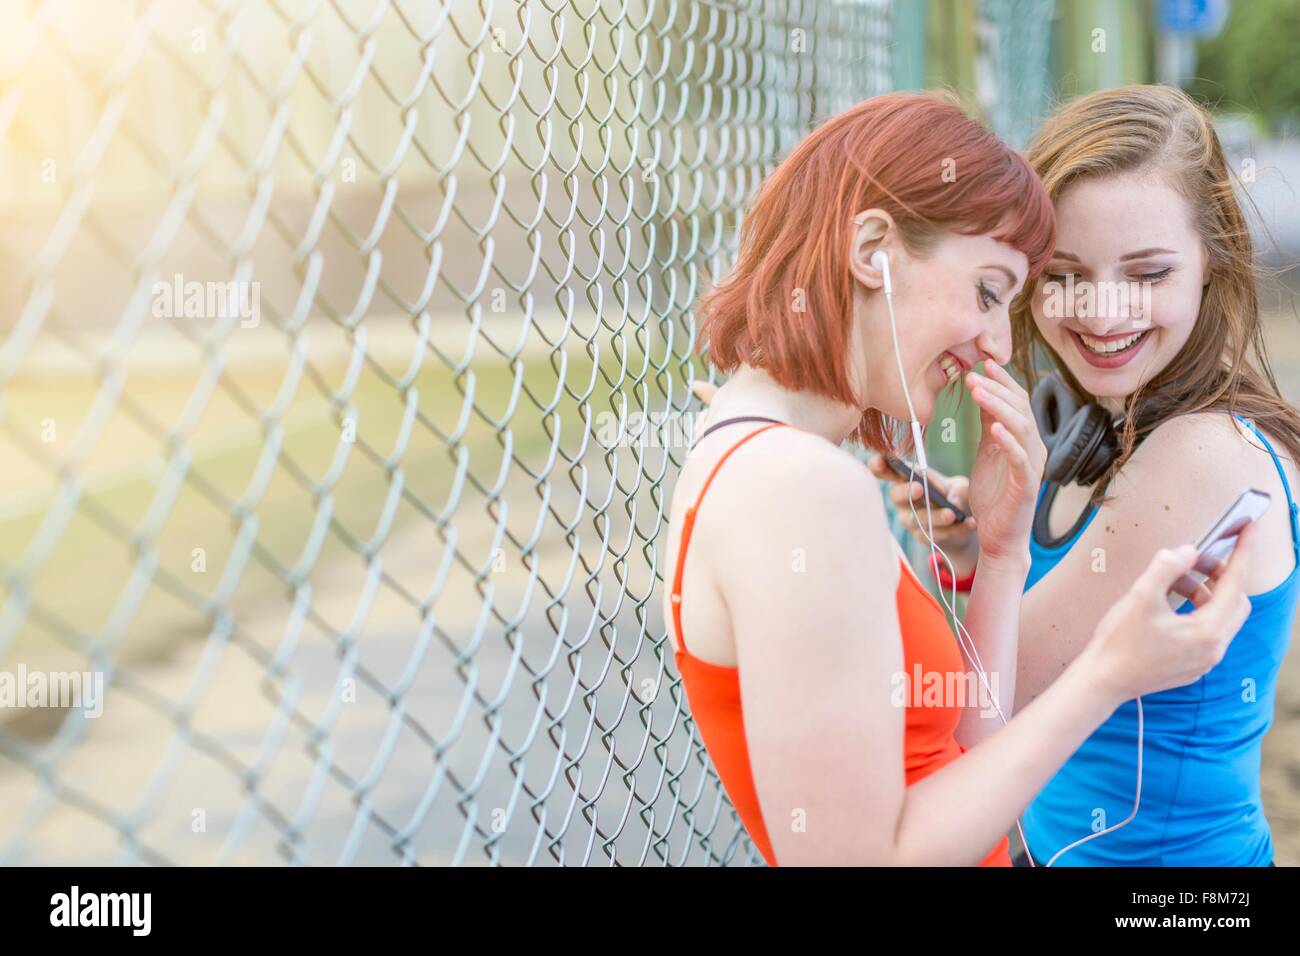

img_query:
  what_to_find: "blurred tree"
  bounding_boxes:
[1052,0,1151,97]
[1187,0,1300,132]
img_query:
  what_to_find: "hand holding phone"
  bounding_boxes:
[879,455,969,524]
[1167,489,1270,610]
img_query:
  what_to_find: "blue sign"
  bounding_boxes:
[1158,0,1230,37]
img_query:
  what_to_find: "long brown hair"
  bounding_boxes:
[1009,84,1300,503]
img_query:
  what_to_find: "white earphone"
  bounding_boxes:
[874,248,926,474]
[875,244,1139,867]
[875,246,1042,863]
[871,249,892,296]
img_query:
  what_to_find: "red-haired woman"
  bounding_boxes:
[662,92,1255,866]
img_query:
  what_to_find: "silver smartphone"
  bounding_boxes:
[1167,489,1271,610]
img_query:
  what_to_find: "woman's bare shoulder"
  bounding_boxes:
[691,429,892,548]
[710,429,881,500]
[692,432,898,601]
[1127,410,1290,489]
[1104,410,1296,553]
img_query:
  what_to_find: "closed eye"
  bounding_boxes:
[978,281,1002,310]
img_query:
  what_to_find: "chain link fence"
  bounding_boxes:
[0,0,1052,865]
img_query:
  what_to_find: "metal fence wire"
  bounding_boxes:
[0,0,1053,865]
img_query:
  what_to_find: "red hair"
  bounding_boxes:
[697,91,1055,450]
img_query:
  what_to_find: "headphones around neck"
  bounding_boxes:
[1030,373,1130,486]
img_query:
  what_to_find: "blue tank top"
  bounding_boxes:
[1021,414,1300,865]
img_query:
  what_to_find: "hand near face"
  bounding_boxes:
[963,362,1047,560]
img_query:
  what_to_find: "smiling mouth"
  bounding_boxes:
[937,352,965,386]
[1073,328,1150,355]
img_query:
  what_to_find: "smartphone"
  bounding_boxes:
[880,455,969,524]
[1167,488,1271,610]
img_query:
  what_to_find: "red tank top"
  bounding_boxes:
[669,419,1011,867]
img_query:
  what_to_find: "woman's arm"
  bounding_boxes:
[709,429,1251,866]
[868,458,1012,745]
[1015,412,1283,712]
[946,362,1044,746]
[951,549,1030,746]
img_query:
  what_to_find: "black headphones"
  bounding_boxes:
[1030,373,1129,486]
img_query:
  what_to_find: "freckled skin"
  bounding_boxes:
[1031,172,1208,403]
[853,227,1027,426]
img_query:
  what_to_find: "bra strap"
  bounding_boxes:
[671,422,789,654]
[690,415,787,450]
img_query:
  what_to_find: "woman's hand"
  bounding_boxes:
[866,457,980,576]
[963,362,1047,562]
[1080,523,1256,705]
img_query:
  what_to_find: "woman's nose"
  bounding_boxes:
[976,324,1012,367]
[1077,276,1148,333]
